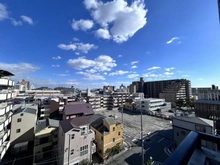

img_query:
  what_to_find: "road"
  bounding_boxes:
[106,129,174,165]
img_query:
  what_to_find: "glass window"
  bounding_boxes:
[113,138,115,142]
[16,129,21,133]
[113,127,115,131]
[71,134,75,139]
[80,145,88,156]
[118,132,120,136]
[71,149,74,155]
[17,118,22,122]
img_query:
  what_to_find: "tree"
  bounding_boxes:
[145,157,154,165]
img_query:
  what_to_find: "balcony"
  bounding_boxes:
[0,141,10,160]
[0,79,13,87]
[0,92,12,101]
[92,142,96,154]
[164,131,220,165]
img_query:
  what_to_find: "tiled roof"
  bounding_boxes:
[64,102,94,116]
[60,116,90,133]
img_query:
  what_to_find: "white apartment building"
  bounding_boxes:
[135,98,171,114]
[0,70,14,160]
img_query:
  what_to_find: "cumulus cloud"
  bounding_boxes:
[52,56,61,60]
[164,72,174,76]
[83,0,148,43]
[58,42,98,53]
[0,3,8,21]
[55,74,69,77]
[52,64,60,67]
[72,19,94,31]
[67,55,117,72]
[127,73,139,79]
[109,70,129,76]
[148,66,160,70]
[77,71,105,80]
[166,37,179,44]
[95,28,111,39]
[73,37,79,41]
[75,52,80,55]
[0,62,40,75]
[118,54,122,58]
[143,72,162,78]
[131,65,137,69]
[165,67,175,71]
[20,15,34,25]
[131,60,139,65]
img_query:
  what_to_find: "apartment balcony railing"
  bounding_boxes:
[0,79,14,87]
[0,92,12,101]
[92,142,96,154]
[164,131,220,165]
[0,141,10,160]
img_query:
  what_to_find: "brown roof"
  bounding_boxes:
[60,115,90,133]
[64,102,94,116]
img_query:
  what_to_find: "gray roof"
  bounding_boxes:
[36,119,59,133]
[64,102,94,116]
[0,69,14,77]
[60,116,90,133]
[88,114,105,124]
[104,117,116,125]
[173,116,211,126]
[195,100,220,105]
[14,104,37,115]
[90,117,109,135]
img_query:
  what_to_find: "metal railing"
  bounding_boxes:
[163,131,220,165]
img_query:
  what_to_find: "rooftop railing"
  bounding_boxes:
[163,131,220,165]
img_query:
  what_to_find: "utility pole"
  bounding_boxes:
[68,134,70,165]
[140,97,144,165]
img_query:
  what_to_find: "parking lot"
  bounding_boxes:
[95,108,172,140]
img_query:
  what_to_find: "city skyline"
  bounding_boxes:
[0,0,220,89]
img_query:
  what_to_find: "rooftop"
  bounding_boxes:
[36,118,59,133]
[64,102,94,116]
[173,116,213,127]
[195,100,220,105]
[0,70,14,77]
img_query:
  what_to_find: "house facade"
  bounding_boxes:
[58,116,95,165]
[90,116,123,160]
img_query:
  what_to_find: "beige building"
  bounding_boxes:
[90,116,123,160]
[58,116,96,165]
[34,119,59,163]
[10,104,38,146]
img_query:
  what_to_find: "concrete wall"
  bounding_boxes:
[10,112,37,145]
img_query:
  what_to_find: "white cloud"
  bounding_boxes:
[0,62,40,75]
[131,65,137,69]
[165,67,175,71]
[83,0,148,43]
[52,56,61,60]
[118,54,122,58]
[67,55,117,72]
[75,52,80,55]
[164,72,174,76]
[0,3,8,21]
[58,42,98,53]
[73,37,79,41]
[20,15,33,25]
[127,73,139,79]
[182,74,190,77]
[131,60,139,65]
[143,72,162,78]
[56,74,69,77]
[109,70,129,76]
[72,19,94,31]
[148,66,160,70]
[52,64,60,67]
[166,37,179,44]
[146,51,151,54]
[77,71,105,80]
[11,18,22,26]
[95,28,111,39]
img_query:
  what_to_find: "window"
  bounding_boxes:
[71,149,74,155]
[71,134,75,139]
[16,129,21,133]
[113,127,115,131]
[81,127,86,135]
[101,136,103,141]
[181,131,185,136]
[176,132,179,136]
[195,125,206,132]
[80,145,88,156]
[118,132,120,136]
[17,118,22,122]
[20,113,23,116]
[113,138,115,142]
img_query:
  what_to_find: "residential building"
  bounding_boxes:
[0,69,14,160]
[16,79,30,91]
[87,96,101,110]
[63,102,94,120]
[124,98,135,111]
[50,97,64,119]
[144,79,191,100]
[128,77,144,94]
[172,116,216,150]
[58,116,95,165]
[135,98,171,114]
[117,84,128,93]
[26,90,61,99]
[90,116,123,160]
[103,86,115,95]
[10,104,38,146]
[34,119,59,163]
[111,92,130,108]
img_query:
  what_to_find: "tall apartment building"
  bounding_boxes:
[128,77,144,94]
[0,70,14,160]
[159,80,192,107]
[192,85,220,100]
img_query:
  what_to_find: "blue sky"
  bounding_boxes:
[0,0,219,89]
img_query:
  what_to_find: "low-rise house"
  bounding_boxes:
[58,116,96,165]
[90,116,123,160]
[33,118,59,163]
[10,104,38,146]
[172,116,216,150]
[63,102,94,120]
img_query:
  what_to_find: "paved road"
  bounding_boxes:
[106,129,173,165]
